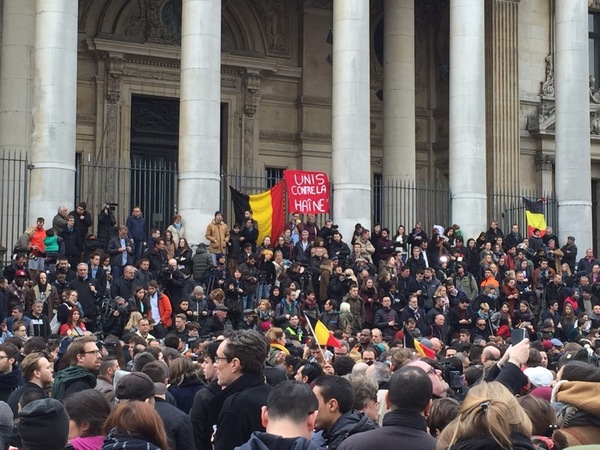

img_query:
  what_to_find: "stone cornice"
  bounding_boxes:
[86,38,302,78]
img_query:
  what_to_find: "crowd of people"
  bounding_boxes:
[0,204,599,449]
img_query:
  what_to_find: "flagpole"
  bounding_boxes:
[303,313,328,364]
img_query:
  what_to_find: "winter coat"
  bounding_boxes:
[210,372,272,450]
[237,432,326,450]
[0,367,21,402]
[337,409,435,450]
[125,215,146,241]
[102,430,161,450]
[192,244,213,280]
[553,380,600,447]
[322,410,377,450]
[206,220,230,254]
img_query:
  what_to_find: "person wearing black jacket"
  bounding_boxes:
[69,202,93,252]
[209,330,273,450]
[69,263,101,331]
[312,375,377,450]
[60,217,81,270]
[97,204,116,252]
[329,231,351,268]
[338,366,437,450]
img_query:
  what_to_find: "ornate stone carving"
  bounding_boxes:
[132,96,180,132]
[527,98,555,132]
[125,0,148,38]
[249,0,289,56]
[243,117,255,170]
[147,0,181,45]
[106,57,125,103]
[590,0,600,10]
[243,70,261,117]
[541,54,554,97]
[591,111,600,135]
[535,155,555,172]
[590,76,600,104]
[123,65,180,82]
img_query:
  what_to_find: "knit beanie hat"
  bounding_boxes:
[19,398,69,450]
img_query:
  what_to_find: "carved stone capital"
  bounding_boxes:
[106,55,125,103]
[535,154,555,172]
[243,70,262,117]
[590,0,600,11]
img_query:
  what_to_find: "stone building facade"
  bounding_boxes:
[0,0,599,251]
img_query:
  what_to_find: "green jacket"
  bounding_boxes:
[51,365,96,401]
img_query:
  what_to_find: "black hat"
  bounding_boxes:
[19,399,69,450]
[215,304,229,312]
[115,372,155,401]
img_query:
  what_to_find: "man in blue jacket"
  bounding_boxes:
[126,206,146,262]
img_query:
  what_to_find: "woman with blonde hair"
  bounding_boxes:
[265,327,289,366]
[437,381,533,450]
[102,400,169,449]
[124,311,143,333]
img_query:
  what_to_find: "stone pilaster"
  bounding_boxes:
[485,0,520,202]
[555,0,593,252]
[30,0,78,223]
[449,0,487,240]
[332,0,371,237]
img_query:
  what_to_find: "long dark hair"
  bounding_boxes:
[64,389,111,437]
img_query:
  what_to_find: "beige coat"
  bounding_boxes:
[205,220,230,253]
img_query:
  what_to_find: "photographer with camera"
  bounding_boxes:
[327,265,350,303]
[101,296,129,338]
[160,258,185,306]
[97,203,117,252]
[239,253,260,310]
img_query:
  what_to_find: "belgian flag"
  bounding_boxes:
[523,197,547,237]
[304,314,341,348]
[229,182,285,244]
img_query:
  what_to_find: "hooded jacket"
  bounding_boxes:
[193,244,213,280]
[236,432,326,450]
[553,380,600,447]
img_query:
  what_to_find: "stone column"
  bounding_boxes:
[178,0,221,246]
[449,0,486,241]
[555,0,593,252]
[0,0,35,154]
[382,0,415,229]
[29,0,78,223]
[485,0,520,217]
[332,0,371,237]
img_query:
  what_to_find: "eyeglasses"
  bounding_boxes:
[214,355,233,363]
[81,350,101,355]
[0,355,9,360]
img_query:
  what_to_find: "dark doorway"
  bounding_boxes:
[130,95,179,233]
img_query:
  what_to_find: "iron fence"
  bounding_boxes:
[76,158,178,234]
[488,191,557,237]
[0,151,29,270]
[373,177,452,234]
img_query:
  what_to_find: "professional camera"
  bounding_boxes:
[158,265,174,281]
[438,357,463,392]
[106,202,118,211]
